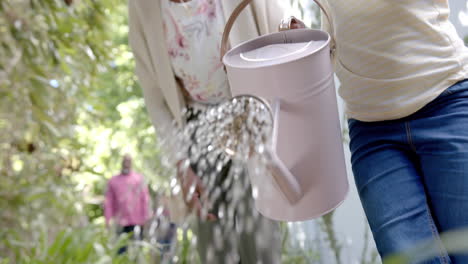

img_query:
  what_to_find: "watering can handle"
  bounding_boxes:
[265,149,303,204]
[266,98,303,204]
[220,0,335,59]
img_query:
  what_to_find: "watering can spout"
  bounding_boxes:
[265,148,303,204]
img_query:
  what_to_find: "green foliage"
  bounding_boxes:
[320,212,342,264]
[0,0,163,261]
[383,228,468,264]
[280,222,321,263]
[282,247,321,264]
[1,0,116,258]
[3,224,149,264]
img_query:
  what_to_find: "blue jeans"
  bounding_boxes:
[348,79,468,263]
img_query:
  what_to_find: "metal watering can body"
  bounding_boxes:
[221,0,348,221]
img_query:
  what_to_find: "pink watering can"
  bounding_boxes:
[220,0,349,221]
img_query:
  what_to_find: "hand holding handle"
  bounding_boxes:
[220,0,335,60]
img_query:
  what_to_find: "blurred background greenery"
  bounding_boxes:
[2,0,467,263]
[0,0,355,262]
[0,0,166,261]
[0,0,379,263]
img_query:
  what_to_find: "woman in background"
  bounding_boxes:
[128,0,285,262]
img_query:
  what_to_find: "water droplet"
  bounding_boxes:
[252,187,259,199]
[170,178,177,188]
[14,20,22,29]
[172,185,181,195]
[49,79,59,88]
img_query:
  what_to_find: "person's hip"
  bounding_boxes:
[348,78,468,137]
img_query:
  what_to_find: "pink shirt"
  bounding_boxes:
[104,171,150,226]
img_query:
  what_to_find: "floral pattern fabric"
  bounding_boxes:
[162,0,230,104]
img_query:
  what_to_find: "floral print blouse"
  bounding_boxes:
[161,0,230,105]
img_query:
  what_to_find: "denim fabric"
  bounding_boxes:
[348,79,468,263]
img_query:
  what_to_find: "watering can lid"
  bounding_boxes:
[223,29,330,69]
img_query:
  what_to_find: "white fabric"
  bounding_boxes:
[161,0,230,105]
[322,0,468,121]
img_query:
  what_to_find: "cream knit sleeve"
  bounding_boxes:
[128,0,175,144]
